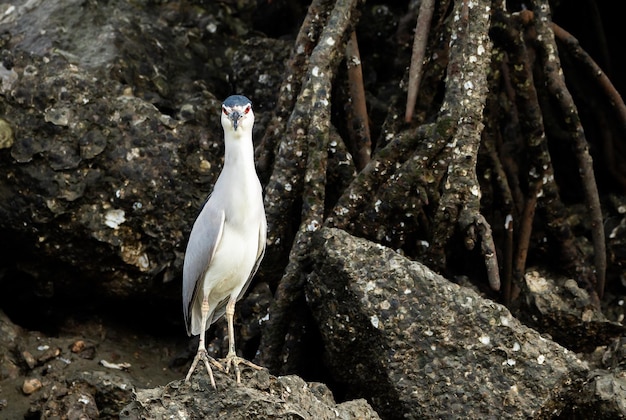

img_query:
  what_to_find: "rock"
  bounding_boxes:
[601,336,626,370]
[20,350,36,370]
[231,36,292,133]
[0,310,179,419]
[70,340,92,356]
[120,369,380,419]
[35,380,100,419]
[306,227,590,419]
[22,378,42,395]
[0,310,22,381]
[518,269,625,352]
[559,370,626,418]
[0,0,261,305]
[55,370,135,419]
[0,117,14,149]
[0,0,305,323]
[37,346,61,364]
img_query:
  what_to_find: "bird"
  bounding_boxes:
[182,95,267,387]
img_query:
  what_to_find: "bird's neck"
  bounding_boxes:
[223,132,256,173]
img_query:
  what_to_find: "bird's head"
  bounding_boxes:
[221,95,254,134]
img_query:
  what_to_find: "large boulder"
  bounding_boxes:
[0,0,287,303]
[306,227,591,419]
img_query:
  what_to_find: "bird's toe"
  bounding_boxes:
[186,349,221,388]
[222,354,263,384]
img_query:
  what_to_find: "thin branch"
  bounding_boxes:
[503,214,514,305]
[345,31,371,171]
[534,1,606,299]
[491,8,599,302]
[514,182,539,285]
[405,0,435,122]
[551,22,626,135]
[483,86,517,301]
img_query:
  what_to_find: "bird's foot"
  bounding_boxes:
[185,349,224,388]
[221,352,263,384]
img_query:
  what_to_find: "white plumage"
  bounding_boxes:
[182,95,266,386]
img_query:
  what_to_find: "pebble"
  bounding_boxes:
[38,347,61,363]
[70,340,86,353]
[21,351,36,370]
[22,378,42,395]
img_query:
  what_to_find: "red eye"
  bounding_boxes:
[222,107,229,115]
[244,105,251,114]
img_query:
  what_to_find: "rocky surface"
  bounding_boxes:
[1,304,379,419]
[0,309,181,418]
[1,0,626,419]
[519,269,625,353]
[0,0,286,301]
[305,227,622,419]
[122,370,380,420]
[2,226,626,418]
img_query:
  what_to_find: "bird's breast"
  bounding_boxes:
[202,219,261,299]
[216,169,264,224]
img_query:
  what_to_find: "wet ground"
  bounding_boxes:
[0,307,189,419]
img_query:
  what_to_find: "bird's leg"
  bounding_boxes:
[185,297,223,388]
[222,297,263,384]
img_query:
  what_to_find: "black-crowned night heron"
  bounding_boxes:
[182,95,267,387]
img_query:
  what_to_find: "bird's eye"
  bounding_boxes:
[244,105,251,114]
[222,107,229,115]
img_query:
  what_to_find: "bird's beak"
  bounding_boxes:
[229,111,241,131]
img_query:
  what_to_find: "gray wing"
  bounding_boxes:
[182,197,225,335]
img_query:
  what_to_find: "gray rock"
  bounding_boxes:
[121,369,380,420]
[559,369,626,418]
[0,0,284,300]
[306,227,590,419]
[519,269,625,352]
[0,310,127,418]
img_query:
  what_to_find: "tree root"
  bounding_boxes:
[256,0,361,372]
[253,0,620,372]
